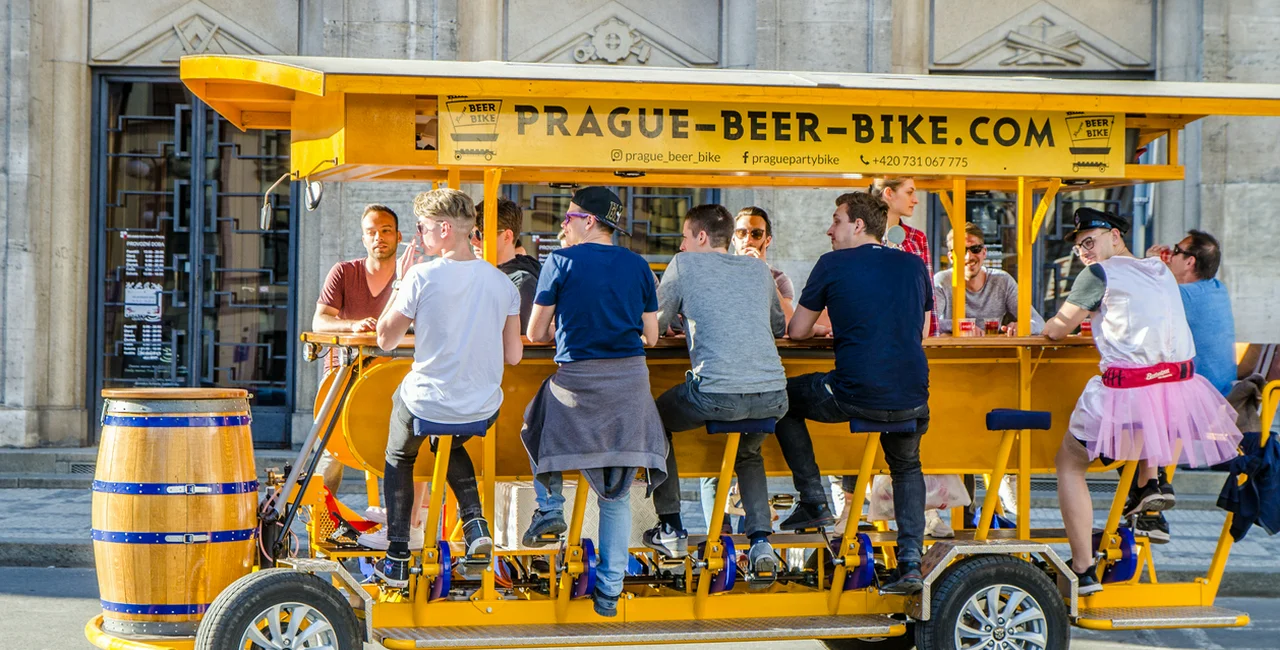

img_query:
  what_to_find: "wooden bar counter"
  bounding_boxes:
[301,333,1099,483]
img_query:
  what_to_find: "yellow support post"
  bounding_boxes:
[945,179,967,334]
[446,167,461,189]
[479,423,498,603]
[827,432,881,614]
[1016,177,1033,336]
[482,168,502,265]
[556,473,592,623]
[695,433,741,619]
[975,430,1017,541]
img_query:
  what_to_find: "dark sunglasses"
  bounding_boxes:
[963,244,985,255]
[1172,244,1191,258]
[471,227,483,241]
[734,228,766,239]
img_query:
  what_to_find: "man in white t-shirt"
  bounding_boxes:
[372,188,524,588]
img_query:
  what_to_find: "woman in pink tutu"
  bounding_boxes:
[1045,207,1243,595]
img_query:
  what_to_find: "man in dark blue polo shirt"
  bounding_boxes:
[775,191,933,595]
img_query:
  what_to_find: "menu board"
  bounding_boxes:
[120,234,169,380]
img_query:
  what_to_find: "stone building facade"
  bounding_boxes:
[1,0,1276,448]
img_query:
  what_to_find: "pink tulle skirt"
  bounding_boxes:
[1067,374,1243,467]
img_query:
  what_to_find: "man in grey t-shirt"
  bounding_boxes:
[934,222,1044,335]
[644,204,788,585]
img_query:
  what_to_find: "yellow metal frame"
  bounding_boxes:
[84,55,1280,650]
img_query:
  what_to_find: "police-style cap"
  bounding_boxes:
[571,186,628,236]
[1067,207,1129,242]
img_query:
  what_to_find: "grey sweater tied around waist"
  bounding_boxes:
[520,356,668,499]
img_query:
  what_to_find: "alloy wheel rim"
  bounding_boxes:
[239,601,338,650]
[953,583,1048,650]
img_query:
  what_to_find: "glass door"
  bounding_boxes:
[91,77,296,446]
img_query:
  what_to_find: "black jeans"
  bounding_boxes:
[384,387,491,545]
[774,372,930,564]
[650,375,788,537]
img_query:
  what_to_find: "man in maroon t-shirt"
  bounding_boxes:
[311,204,402,494]
[314,204,401,334]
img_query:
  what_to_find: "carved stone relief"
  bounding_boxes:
[932,1,1151,73]
[509,0,717,67]
[94,0,283,66]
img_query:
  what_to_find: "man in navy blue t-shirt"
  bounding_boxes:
[519,187,667,618]
[775,191,933,595]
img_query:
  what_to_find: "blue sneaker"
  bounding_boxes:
[375,552,411,589]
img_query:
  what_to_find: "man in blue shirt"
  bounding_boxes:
[1147,230,1236,396]
[519,187,668,617]
[775,191,934,595]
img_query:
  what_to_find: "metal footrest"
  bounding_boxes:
[376,615,904,648]
[1076,606,1249,630]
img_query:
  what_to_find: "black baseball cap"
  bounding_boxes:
[571,186,628,236]
[1067,207,1129,242]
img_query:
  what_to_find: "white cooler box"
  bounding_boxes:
[494,480,659,550]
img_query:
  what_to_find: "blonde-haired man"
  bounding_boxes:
[373,189,524,587]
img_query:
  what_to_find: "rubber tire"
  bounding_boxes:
[195,568,362,650]
[821,623,917,650]
[914,555,1068,650]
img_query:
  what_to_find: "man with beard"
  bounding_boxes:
[311,204,402,497]
[933,222,1044,336]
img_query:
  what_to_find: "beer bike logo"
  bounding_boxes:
[445,97,502,161]
[1065,113,1115,173]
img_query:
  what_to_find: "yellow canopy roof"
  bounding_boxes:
[180,54,1280,189]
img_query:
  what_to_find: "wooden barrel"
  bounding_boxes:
[92,388,257,637]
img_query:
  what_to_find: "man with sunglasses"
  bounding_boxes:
[1146,231,1236,397]
[1044,207,1242,595]
[519,186,668,617]
[732,207,795,320]
[933,222,1044,336]
[474,198,542,331]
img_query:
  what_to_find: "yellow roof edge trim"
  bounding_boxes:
[180,55,326,98]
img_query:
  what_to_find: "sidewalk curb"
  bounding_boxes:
[4,540,1276,598]
[0,540,94,569]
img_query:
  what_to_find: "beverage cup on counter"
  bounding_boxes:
[959,318,977,337]
[984,319,1001,336]
[1079,319,1093,336]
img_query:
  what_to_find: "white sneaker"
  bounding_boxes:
[357,526,424,551]
[363,506,387,525]
[924,509,955,539]
[363,506,428,527]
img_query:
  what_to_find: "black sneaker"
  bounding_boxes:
[522,509,568,547]
[463,518,493,561]
[881,561,923,595]
[1124,479,1170,517]
[1134,512,1171,544]
[592,587,619,617]
[375,552,411,589]
[780,502,836,531]
[642,522,688,558]
[1073,563,1102,596]
[1159,481,1177,509]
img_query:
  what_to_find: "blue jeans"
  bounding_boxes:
[774,372,930,564]
[595,479,631,598]
[534,471,565,514]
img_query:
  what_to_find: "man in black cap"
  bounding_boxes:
[1044,207,1242,596]
[519,186,668,617]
